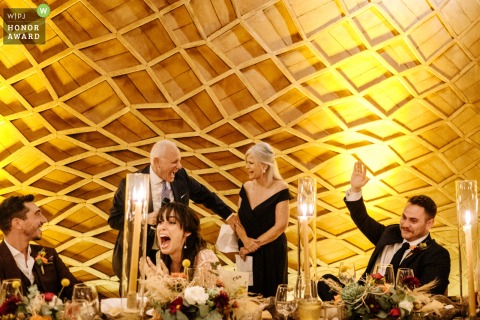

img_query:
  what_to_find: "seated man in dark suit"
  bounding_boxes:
[319,161,450,300]
[0,194,81,299]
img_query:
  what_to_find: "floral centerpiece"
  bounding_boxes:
[144,260,265,320]
[0,279,70,320]
[333,274,461,320]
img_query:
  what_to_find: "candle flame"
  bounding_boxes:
[465,210,471,226]
[299,202,314,217]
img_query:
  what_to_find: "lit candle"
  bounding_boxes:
[297,177,316,299]
[127,185,145,309]
[463,210,476,317]
[300,217,310,297]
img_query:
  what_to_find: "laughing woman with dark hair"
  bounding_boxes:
[143,202,219,276]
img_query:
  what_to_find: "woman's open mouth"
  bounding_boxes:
[159,234,171,249]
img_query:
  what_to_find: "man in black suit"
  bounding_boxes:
[319,161,450,300]
[109,139,234,280]
[0,195,80,299]
[347,161,450,294]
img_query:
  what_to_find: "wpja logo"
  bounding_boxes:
[3,4,51,45]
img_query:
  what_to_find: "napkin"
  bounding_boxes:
[101,298,123,318]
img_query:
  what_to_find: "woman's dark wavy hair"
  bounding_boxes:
[156,201,206,272]
[407,195,437,219]
[0,194,34,233]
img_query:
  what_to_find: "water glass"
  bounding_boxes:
[396,268,414,289]
[70,283,100,319]
[338,262,356,285]
[275,284,297,320]
[0,279,22,305]
[374,264,395,286]
[186,267,201,285]
[322,301,345,320]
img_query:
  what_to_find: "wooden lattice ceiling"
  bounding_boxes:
[1,0,480,298]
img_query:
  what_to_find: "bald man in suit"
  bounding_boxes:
[0,194,80,299]
[109,140,234,280]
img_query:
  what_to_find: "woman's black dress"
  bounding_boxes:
[238,185,293,297]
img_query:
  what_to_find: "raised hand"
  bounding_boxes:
[351,161,370,192]
[141,256,169,278]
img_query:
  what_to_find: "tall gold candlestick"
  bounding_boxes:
[300,217,311,297]
[463,213,476,318]
[127,201,142,308]
[122,173,149,315]
[456,180,478,319]
[297,176,316,300]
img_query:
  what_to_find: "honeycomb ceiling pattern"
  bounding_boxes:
[1,0,480,298]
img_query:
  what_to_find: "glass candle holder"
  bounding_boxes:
[121,173,150,314]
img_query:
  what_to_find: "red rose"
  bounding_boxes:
[370,273,383,280]
[403,276,421,290]
[0,296,21,315]
[213,290,230,309]
[44,292,55,302]
[169,297,183,314]
[389,307,401,317]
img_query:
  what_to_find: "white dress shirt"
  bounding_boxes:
[4,239,35,283]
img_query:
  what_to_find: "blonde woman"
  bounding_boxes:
[233,142,293,297]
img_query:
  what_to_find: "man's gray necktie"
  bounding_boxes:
[161,181,170,204]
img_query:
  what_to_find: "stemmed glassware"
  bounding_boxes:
[338,262,356,285]
[374,264,395,286]
[275,284,297,320]
[0,279,22,305]
[396,268,414,289]
[69,283,100,320]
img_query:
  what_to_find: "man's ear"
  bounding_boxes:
[11,217,24,230]
[426,218,434,230]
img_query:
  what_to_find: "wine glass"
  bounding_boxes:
[0,279,22,304]
[338,262,356,285]
[70,283,100,319]
[374,264,395,286]
[396,268,414,289]
[275,284,297,320]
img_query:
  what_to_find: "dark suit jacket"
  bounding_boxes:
[109,166,233,278]
[346,198,450,295]
[0,242,81,300]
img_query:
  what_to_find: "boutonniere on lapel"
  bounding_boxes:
[405,241,429,259]
[35,248,52,274]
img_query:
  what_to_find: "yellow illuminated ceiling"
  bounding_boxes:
[1,0,480,298]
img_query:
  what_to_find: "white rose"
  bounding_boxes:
[184,286,209,305]
[399,298,413,312]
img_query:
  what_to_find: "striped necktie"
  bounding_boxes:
[161,181,170,204]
